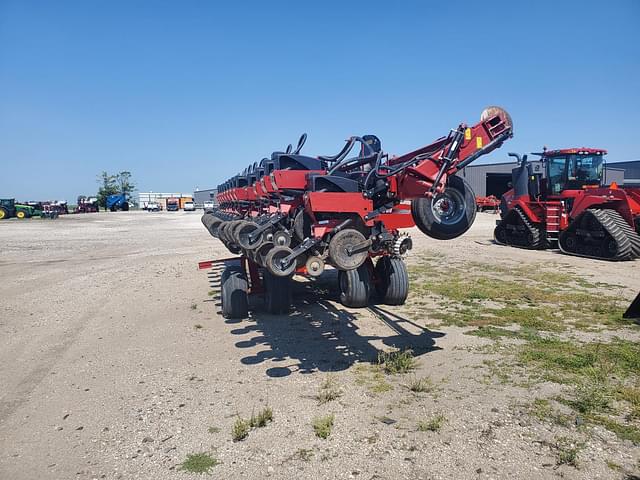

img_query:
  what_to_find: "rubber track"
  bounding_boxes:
[499,207,545,249]
[606,210,640,258]
[559,209,634,261]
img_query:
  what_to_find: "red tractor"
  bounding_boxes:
[201,107,513,317]
[494,148,640,260]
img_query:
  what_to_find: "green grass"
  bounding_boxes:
[409,255,640,446]
[207,426,220,434]
[408,257,630,332]
[568,380,612,414]
[231,417,250,441]
[588,415,640,445]
[316,376,342,404]
[312,414,335,439]
[179,452,219,474]
[377,350,417,374]
[417,414,446,432]
[518,338,640,382]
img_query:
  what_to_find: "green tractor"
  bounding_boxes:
[0,199,43,220]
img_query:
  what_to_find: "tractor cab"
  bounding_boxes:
[537,148,606,197]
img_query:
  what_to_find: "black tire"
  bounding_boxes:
[293,209,312,241]
[263,271,291,314]
[374,257,409,305]
[265,246,296,277]
[255,242,274,267]
[411,175,476,240]
[338,264,371,308]
[122,202,129,211]
[231,220,253,244]
[221,265,249,319]
[238,223,263,250]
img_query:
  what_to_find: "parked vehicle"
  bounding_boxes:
[147,202,160,212]
[166,198,180,211]
[184,201,196,211]
[0,199,45,219]
[106,194,130,212]
[75,196,100,213]
[495,149,640,260]
[203,201,215,212]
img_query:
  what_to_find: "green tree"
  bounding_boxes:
[116,171,136,196]
[96,171,118,208]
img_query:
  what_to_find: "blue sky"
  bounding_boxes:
[1,0,639,201]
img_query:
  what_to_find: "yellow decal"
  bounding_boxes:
[464,128,471,140]
[476,136,483,149]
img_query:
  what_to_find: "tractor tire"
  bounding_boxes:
[16,210,27,219]
[374,256,409,305]
[338,264,371,308]
[411,175,476,240]
[122,202,129,211]
[221,265,249,319]
[0,207,6,220]
[263,271,291,314]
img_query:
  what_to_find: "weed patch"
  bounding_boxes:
[354,364,393,394]
[417,414,446,432]
[316,376,342,404]
[312,414,335,439]
[405,375,433,393]
[179,452,219,474]
[554,437,582,467]
[231,417,250,441]
[378,350,417,374]
[249,407,273,428]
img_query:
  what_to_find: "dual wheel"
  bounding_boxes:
[220,256,408,318]
[338,257,409,308]
[220,265,292,319]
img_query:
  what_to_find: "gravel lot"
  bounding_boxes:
[1,211,639,480]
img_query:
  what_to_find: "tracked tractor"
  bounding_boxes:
[494,148,640,260]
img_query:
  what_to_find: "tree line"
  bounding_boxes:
[96,171,136,208]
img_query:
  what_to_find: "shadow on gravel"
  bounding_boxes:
[223,270,444,378]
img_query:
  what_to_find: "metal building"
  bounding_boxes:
[459,161,626,198]
[609,160,640,186]
[193,188,218,206]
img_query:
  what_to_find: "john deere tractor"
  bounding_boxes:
[0,199,43,220]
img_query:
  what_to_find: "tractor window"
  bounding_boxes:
[569,155,603,185]
[548,156,567,194]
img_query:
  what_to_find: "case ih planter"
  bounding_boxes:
[201,107,513,318]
